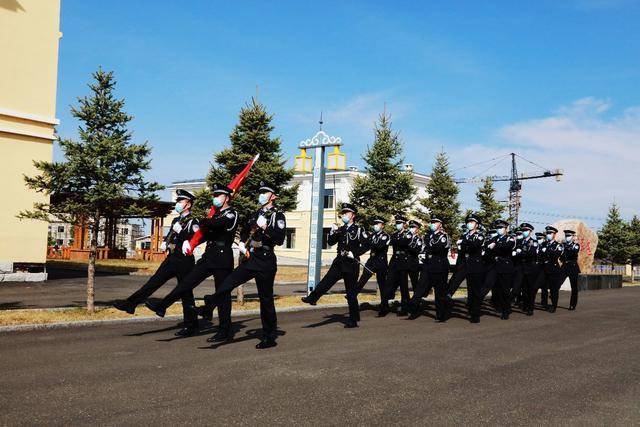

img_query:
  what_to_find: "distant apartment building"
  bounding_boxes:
[48,219,144,252]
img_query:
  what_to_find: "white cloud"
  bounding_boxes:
[453,98,640,227]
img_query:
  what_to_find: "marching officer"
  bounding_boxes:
[536,226,564,313]
[113,189,200,336]
[302,203,369,328]
[447,224,469,299]
[408,220,424,300]
[459,213,485,323]
[510,227,525,307]
[409,216,451,322]
[519,223,540,316]
[384,215,421,316]
[355,216,391,316]
[561,229,581,310]
[144,184,238,340]
[484,219,516,320]
[534,231,549,307]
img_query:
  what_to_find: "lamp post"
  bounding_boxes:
[298,129,342,294]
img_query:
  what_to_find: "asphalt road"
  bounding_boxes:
[1,287,639,425]
[0,268,379,310]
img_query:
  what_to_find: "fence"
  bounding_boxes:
[590,265,626,275]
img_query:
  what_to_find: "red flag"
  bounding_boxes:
[185,154,259,254]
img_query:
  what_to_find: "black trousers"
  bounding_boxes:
[564,264,580,308]
[356,264,388,308]
[484,268,512,314]
[522,270,541,313]
[310,261,360,322]
[466,272,485,318]
[159,259,232,331]
[208,263,278,340]
[448,263,466,296]
[127,255,197,328]
[511,265,524,304]
[411,269,448,320]
[385,263,411,310]
[537,270,563,310]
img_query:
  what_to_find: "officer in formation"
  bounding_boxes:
[562,230,581,310]
[457,213,485,323]
[519,223,539,316]
[355,216,391,316]
[536,226,565,313]
[301,203,369,328]
[113,189,200,336]
[483,219,516,320]
[144,184,238,340]
[192,181,287,349]
[384,216,423,316]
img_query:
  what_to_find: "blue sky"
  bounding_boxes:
[54,0,640,228]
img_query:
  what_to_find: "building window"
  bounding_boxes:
[284,228,296,249]
[57,226,64,233]
[323,188,334,209]
[322,228,332,249]
[123,228,129,235]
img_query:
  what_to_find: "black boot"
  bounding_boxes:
[144,300,166,318]
[113,299,136,315]
[255,337,277,349]
[301,296,316,306]
[174,326,198,337]
[344,319,359,328]
[377,304,389,317]
[501,311,509,320]
[470,315,480,324]
[207,329,231,343]
[195,304,213,322]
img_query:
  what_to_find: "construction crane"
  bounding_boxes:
[454,153,563,226]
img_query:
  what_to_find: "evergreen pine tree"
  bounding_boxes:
[626,215,640,274]
[349,113,416,228]
[596,203,630,265]
[416,151,462,238]
[476,177,505,226]
[202,98,298,231]
[19,69,162,312]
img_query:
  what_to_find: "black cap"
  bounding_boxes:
[493,219,509,228]
[519,222,534,231]
[395,215,408,223]
[563,229,576,236]
[340,202,357,214]
[211,183,232,196]
[430,215,443,223]
[176,189,195,202]
[535,232,545,238]
[545,225,558,233]
[466,212,482,224]
[408,220,422,228]
[372,217,386,225]
[258,181,277,194]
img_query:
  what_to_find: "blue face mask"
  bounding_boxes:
[522,230,530,238]
[429,223,438,232]
[212,195,225,208]
[175,202,184,213]
[466,222,476,231]
[497,227,506,236]
[258,193,270,205]
[395,223,404,231]
[373,224,382,233]
[565,236,573,243]
[341,214,351,224]
[546,233,554,241]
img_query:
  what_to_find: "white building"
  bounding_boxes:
[167,164,429,263]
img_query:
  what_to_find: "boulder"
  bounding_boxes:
[552,219,598,273]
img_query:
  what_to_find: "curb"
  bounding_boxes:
[0,302,357,333]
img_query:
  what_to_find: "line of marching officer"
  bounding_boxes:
[113,182,287,349]
[303,203,581,326]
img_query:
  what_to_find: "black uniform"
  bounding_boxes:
[307,222,369,323]
[385,230,423,313]
[356,229,390,309]
[203,205,286,342]
[447,238,467,297]
[411,229,451,321]
[520,236,541,314]
[562,240,581,309]
[154,206,239,333]
[119,213,199,328]
[536,239,564,312]
[510,236,525,305]
[483,233,516,318]
[460,230,486,320]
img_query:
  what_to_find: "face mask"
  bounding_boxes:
[396,223,404,231]
[546,233,554,241]
[341,214,351,224]
[490,232,498,238]
[522,230,530,238]
[516,234,523,240]
[466,222,476,231]
[373,224,382,233]
[175,202,184,213]
[258,193,270,205]
[497,228,506,236]
[212,195,225,208]
[429,223,438,232]
[409,227,418,235]
[565,236,573,243]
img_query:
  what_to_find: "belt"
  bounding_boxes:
[251,245,273,252]
[394,250,408,256]
[207,241,227,247]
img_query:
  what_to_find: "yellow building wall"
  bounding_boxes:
[0,0,61,265]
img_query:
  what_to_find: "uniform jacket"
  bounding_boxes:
[460,230,485,274]
[539,239,564,275]
[365,230,390,271]
[390,229,415,271]
[198,206,238,269]
[492,234,517,274]
[165,213,199,260]
[242,206,287,272]
[328,222,369,272]
[423,230,451,273]
[521,236,541,276]
[561,242,581,275]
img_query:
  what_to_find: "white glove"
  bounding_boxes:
[331,223,339,232]
[488,243,496,249]
[346,251,355,259]
[516,248,522,254]
[256,215,267,229]
[512,251,517,257]
[172,222,183,233]
[160,241,167,252]
[542,247,547,252]
[182,240,191,255]
[237,241,247,255]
